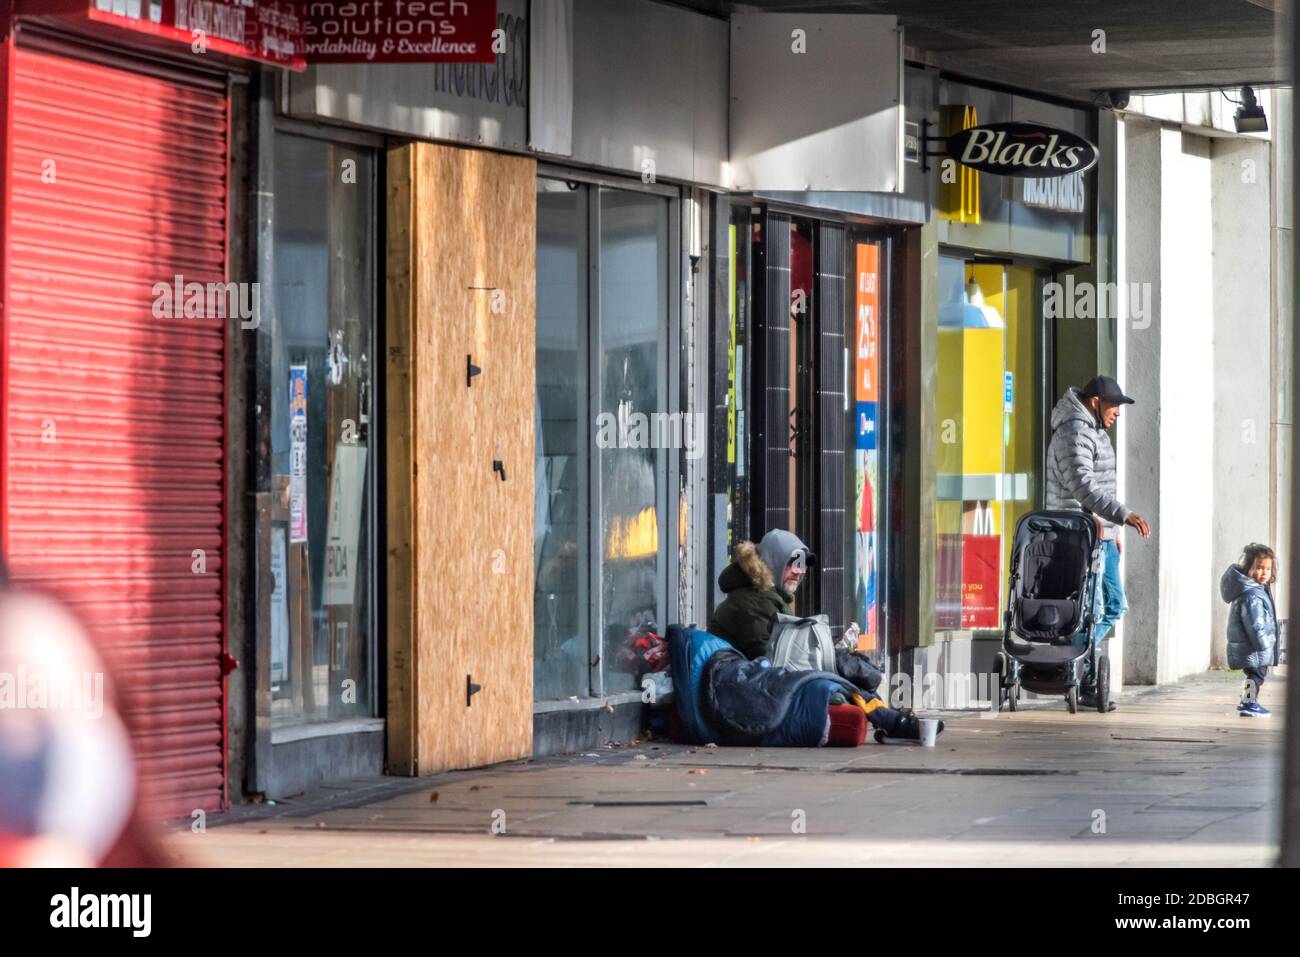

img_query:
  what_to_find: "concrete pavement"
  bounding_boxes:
[163,670,1284,866]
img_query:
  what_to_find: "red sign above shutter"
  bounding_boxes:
[22,1,499,66]
[21,1,308,69]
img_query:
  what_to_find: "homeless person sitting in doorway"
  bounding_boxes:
[708,529,940,743]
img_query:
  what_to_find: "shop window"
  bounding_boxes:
[534,178,672,700]
[934,257,1041,632]
[270,134,377,725]
[599,188,669,693]
[535,180,589,699]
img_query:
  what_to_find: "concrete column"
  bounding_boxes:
[1271,88,1293,626]
[1121,118,1164,685]
[1158,132,1216,683]
[1124,119,1229,685]
[1210,136,1273,668]
[898,221,938,657]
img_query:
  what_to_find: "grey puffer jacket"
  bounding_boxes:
[1045,387,1130,540]
[1221,565,1279,671]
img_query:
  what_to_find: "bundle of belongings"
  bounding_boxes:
[668,625,874,746]
[614,624,669,676]
[665,531,944,748]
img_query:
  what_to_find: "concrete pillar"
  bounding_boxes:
[898,221,939,657]
[1123,117,1275,684]
[1159,131,1216,682]
[1123,121,1216,684]
[1121,118,1164,685]
[1210,136,1273,668]
[1271,88,1293,627]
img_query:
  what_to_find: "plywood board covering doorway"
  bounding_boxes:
[386,142,536,774]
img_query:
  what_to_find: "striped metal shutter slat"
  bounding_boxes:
[4,39,228,818]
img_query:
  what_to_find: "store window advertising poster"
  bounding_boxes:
[323,445,368,607]
[289,365,309,543]
[854,243,881,650]
[271,527,290,684]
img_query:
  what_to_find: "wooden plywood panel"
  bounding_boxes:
[385,147,418,774]
[388,142,536,773]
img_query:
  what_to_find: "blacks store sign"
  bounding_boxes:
[947,122,1098,178]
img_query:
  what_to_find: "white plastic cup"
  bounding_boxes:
[919,718,940,747]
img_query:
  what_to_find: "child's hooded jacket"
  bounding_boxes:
[1220,564,1279,671]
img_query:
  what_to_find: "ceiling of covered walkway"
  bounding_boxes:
[674,0,1288,103]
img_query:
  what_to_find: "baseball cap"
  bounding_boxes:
[1081,375,1134,405]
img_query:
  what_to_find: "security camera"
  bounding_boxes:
[1105,89,1131,111]
[1234,86,1268,133]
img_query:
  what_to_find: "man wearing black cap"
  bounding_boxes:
[1045,376,1152,711]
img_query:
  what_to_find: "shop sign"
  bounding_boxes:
[904,121,921,165]
[65,1,308,69]
[1020,170,1087,213]
[304,0,497,63]
[947,122,1098,178]
[46,2,495,68]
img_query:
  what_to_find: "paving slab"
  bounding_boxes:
[162,670,1286,866]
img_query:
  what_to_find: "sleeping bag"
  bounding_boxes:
[667,625,862,747]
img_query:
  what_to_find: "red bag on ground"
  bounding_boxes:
[826,704,868,747]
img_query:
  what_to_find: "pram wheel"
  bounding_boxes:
[1095,656,1110,713]
[1066,686,1078,714]
[1007,682,1020,712]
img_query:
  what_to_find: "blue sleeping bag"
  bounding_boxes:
[668,624,729,745]
[667,625,859,747]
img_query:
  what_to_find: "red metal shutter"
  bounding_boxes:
[3,35,229,818]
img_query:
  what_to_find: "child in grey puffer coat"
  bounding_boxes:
[1220,543,1280,718]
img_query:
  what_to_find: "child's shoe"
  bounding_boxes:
[1238,701,1260,718]
[1247,702,1271,717]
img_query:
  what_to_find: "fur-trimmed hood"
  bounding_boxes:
[709,541,795,660]
[730,540,773,591]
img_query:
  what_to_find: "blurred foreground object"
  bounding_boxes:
[0,570,167,866]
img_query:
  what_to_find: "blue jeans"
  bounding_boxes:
[1074,539,1126,658]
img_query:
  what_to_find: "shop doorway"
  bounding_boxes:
[532,172,679,705]
[733,206,894,646]
[934,257,1047,634]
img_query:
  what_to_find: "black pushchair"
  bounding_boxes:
[994,510,1109,714]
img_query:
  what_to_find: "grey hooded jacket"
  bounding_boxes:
[1220,565,1279,671]
[1045,387,1130,540]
